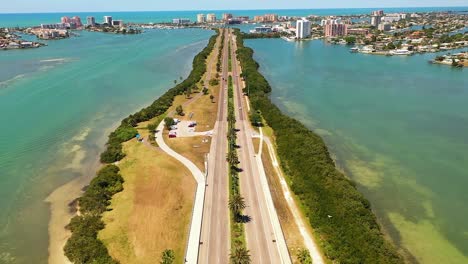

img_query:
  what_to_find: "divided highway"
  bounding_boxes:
[198,29,230,264]
[229,29,291,264]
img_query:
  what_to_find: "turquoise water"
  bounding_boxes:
[0,28,213,263]
[245,39,468,263]
[1,7,467,27]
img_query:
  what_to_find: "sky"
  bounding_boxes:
[0,0,467,13]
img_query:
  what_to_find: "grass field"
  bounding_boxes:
[99,139,196,264]
[166,135,211,171]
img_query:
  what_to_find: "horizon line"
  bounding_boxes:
[0,6,467,15]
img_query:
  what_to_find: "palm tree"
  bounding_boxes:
[228,194,246,216]
[230,246,251,264]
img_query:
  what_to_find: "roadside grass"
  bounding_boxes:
[99,139,196,264]
[252,137,260,154]
[166,135,211,171]
[183,88,219,131]
[261,141,306,263]
[261,125,330,263]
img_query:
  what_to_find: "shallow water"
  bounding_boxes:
[245,39,468,263]
[0,28,213,263]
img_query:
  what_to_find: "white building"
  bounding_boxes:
[172,18,191,24]
[206,14,216,23]
[378,23,392,31]
[87,16,95,26]
[296,18,311,39]
[112,20,124,27]
[103,16,113,25]
[197,14,206,23]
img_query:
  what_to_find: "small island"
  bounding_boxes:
[432,51,468,67]
[0,28,44,50]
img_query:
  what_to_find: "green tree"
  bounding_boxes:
[160,249,175,264]
[228,194,246,216]
[249,111,262,127]
[344,36,356,44]
[176,105,184,116]
[387,42,396,50]
[164,117,174,130]
[147,122,157,132]
[210,94,215,103]
[186,86,192,98]
[203,87,209,95]
[230,246,251,264]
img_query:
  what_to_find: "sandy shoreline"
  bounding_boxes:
[44,127,111,264]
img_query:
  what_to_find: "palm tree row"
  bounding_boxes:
[226,43,250,264]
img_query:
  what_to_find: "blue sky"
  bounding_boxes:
[1,0,467,13]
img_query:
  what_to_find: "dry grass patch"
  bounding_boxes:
[183,91,219,131]
[253,137,260,154]
[99,139,196,264]
[261,142,306,263]
[165,135,211,171]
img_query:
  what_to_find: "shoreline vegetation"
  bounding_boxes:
[63,28,219,263]
[233,28,404,263]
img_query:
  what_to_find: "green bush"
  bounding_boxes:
[233,28,402,264]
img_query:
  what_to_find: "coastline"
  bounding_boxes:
[45,125,113,264]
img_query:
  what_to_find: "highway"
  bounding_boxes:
[229,29,292,264]
[198,28,230,264]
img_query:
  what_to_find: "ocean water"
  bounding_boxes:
[245,39,468,263]
[0,28,213,263]
[1,7,468,28]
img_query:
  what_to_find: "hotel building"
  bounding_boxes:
[197,14,206,23]
[206,13,217,23]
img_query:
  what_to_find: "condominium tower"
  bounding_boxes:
[296,18,311,39]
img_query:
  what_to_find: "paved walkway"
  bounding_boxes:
[155,122,206,264]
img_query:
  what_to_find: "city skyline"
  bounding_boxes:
[1,0,467,13]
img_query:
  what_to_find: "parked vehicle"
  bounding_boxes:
[168,131,177,138]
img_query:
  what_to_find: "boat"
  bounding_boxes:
[359,45,375,54]
[389,49,414,55]
[281,36,295,42]
[350,47,359,53]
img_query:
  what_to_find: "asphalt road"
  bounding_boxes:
[198,28,230,264]
[229,29,291,264]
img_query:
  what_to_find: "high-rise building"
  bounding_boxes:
[104,16,113,26]
[371,10,384,16]
[378,23,391,31]
[72,16,83,27]
[321,18,341,26]
[264,14,278,22]
[172,18,191,24]
[112,20,124,27]
[222,13,233,21]
[370,10,384,27]
[371,15,382,27]
[197,14,206,23]
[61,16,71,24]
[296,18,311,39]
[87,16,96,26]
[206,14,216,23]
[325,23,348,37]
